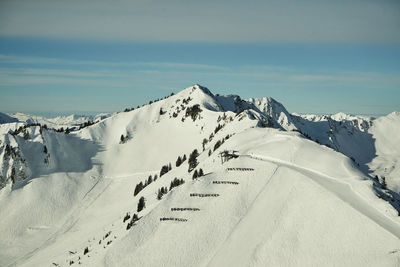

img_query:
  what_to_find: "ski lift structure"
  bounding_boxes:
[219,150,239,164]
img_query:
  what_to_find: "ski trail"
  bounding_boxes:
[8,176,112,267]
[243,154,400,240]
[206,166,279,267]
[9,169,159,266]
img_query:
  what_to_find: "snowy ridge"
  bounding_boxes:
[0,85,399,266]
[1,112,111,129]
[247,97,296,130]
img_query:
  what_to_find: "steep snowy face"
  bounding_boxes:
[0,125,98,189]
[246,97,296,130]
[0,112,18,124]
[368,112,400,191]
[289,113,376,173]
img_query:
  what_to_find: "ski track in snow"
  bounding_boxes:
[206,166,279,266]
[243,154,400,240]
[8,176,113,267]
[9,169,160,266]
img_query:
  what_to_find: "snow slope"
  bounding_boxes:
[0,85,399,267]
[0,112,18,124]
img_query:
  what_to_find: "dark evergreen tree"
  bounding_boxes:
[157,188,163,200]
[84,247,89,255]
[188,149,199,172]
[182,154,187,162]
[160,165,169,177]
[176,156,182,167]
[193,170,198,179]
[214,124,223,134]
[123,213,130,223]
[185,104,202,121]
[147,175,153,185]
[120,134,125,143]
[154,174,158,181]
[134,181,144,196]
[214,140,223,151]
[382,176,387,190]
[43,145,48,154]
[168,163,172,171]
[202,138,208,151]
[199,168,204,177]
[137,196,146,212]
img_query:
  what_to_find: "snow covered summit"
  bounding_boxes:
[0,84,400,266]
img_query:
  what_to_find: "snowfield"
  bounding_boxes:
[0,85,399,266]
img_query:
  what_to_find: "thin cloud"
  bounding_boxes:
[1,64,399,91]
[0,0,399,43]
[0,54,228,71]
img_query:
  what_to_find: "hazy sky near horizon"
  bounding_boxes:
[0,0,399,116]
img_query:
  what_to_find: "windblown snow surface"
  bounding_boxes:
[0,85,400,267]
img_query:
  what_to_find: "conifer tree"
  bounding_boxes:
[157,188,163,200]
[382,176,387,190]
[134,182,144,196]
[137,196,146,212]
[188,149,199,172]
[202,138,208,151]
[160,165,169,177]
[176,156,182,167]
[193,170,198,179]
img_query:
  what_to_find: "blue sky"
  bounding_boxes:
[1,0,399,116]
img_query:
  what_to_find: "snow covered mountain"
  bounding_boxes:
[1,112,111,129]
[0,85,399,267]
